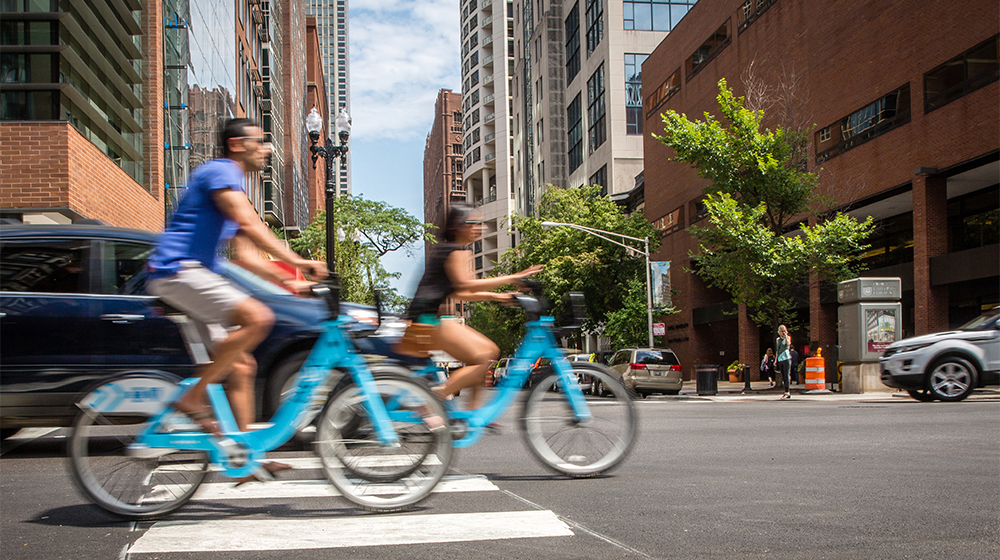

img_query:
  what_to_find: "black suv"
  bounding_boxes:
[0,224,374,438]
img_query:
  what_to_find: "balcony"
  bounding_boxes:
[484,112,496,123]
[483,73,495,86]
[482,34,493,47]
[483,93,495,105]
[482,53,495,66]
[482,0,492,11]
[482,15,493,28]
[484,152,496,162]
[483,131,497,143]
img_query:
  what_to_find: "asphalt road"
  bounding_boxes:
[2,395,998,559]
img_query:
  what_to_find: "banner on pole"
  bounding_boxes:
[650,261,671,309]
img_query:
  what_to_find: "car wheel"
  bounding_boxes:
[906,388,936,402]
[926,356,977,402]
[665,390,680,396]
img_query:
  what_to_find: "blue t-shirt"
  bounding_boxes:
[148,159,244,279]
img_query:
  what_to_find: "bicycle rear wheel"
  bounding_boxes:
[522,363,637,477]
[68,375,207,519]
[315,373,451,512]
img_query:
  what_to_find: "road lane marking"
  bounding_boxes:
[128,510,573,553]
[188,474,497,501]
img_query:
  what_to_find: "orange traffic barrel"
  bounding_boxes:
[805,352,825,391]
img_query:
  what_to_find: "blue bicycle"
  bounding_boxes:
[68,285,452,517]
[357,282,638,477]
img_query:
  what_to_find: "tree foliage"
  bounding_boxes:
[494,185,667,348]
[655,79,873,329]
[283,195,434,312]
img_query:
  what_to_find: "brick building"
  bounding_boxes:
[424,89,465,254]
[305,16,330,223]
[422,89,465,314]
[641,0,999,378]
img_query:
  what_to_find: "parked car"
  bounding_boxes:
[605,347,683,397]
[485,358,510,386]
[0,224,376,438]
[880,307,1000,401]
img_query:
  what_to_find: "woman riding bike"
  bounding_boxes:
[400,204,542,412]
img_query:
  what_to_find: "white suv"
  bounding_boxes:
[879,307,1000,401]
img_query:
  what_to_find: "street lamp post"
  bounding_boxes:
[541,221,655,347]
[305,107,351,273]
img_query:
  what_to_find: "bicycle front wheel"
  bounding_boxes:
[315,374,451,512]
[522,363,637,477]
[68,376,207,519]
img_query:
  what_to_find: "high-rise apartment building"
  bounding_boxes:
[306,0,351,198]
[424,89,465,256]
[459,0,517,277]
[511,0,693,216]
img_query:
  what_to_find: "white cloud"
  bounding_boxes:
[349,0,461,141]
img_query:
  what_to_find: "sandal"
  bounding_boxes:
[234,460,294,487]
[170,401,221,437]
[780,393,790,400]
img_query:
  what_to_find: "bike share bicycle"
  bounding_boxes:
[68,282,452,518]
[354,280,638,478]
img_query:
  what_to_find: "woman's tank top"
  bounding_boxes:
[406,242,463,319]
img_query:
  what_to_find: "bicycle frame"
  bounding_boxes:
[423,316,592,448]
[92,316,401,480]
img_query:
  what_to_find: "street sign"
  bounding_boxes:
[653,323,665,336]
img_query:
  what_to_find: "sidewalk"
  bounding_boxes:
[669,380,1000,402]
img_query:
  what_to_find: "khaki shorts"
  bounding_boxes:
[147,261,250,328]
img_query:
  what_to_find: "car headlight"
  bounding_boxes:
[895,342,934,353]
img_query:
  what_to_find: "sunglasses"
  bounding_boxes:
[238,136,267,144]
[465,220,484,225]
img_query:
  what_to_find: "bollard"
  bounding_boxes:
[803,348,831,394]
[742,364,752,393]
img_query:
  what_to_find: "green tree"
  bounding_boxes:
[655,79,873,329]
[284,196,434,312]
[493,185,668,348]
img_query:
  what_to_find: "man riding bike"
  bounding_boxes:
[146,118,327,478]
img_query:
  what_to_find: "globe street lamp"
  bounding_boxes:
[305,106,351,272]
[541,221,654,347]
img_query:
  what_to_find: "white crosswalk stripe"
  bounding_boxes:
[189,474,497,500]
[128,510,574,553]
[127,454,575,555]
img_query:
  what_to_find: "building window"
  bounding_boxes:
[625,53,647,135]
[815,83,911,163]
[565,1,581,84]
[585,0,603,56]
[623,0,695,32]
[924,34,999,113]
[537,118,544,143]
[686,20,731,81]
[587,63,606,153]
[645,68,681,118]
[590,165,607,195]
[567,93,583,171]
[453,143,462,153]
[737,0,777,33]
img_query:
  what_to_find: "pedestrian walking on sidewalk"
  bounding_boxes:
[776,325,792,399]
[761,348,775,387]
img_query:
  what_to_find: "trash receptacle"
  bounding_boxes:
[695,364,719,395]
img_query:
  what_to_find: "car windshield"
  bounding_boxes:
[957,307,1000,331]
[635,350,679,365]
[220,261,292,296]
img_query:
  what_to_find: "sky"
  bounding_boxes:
[346,0,462,297]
